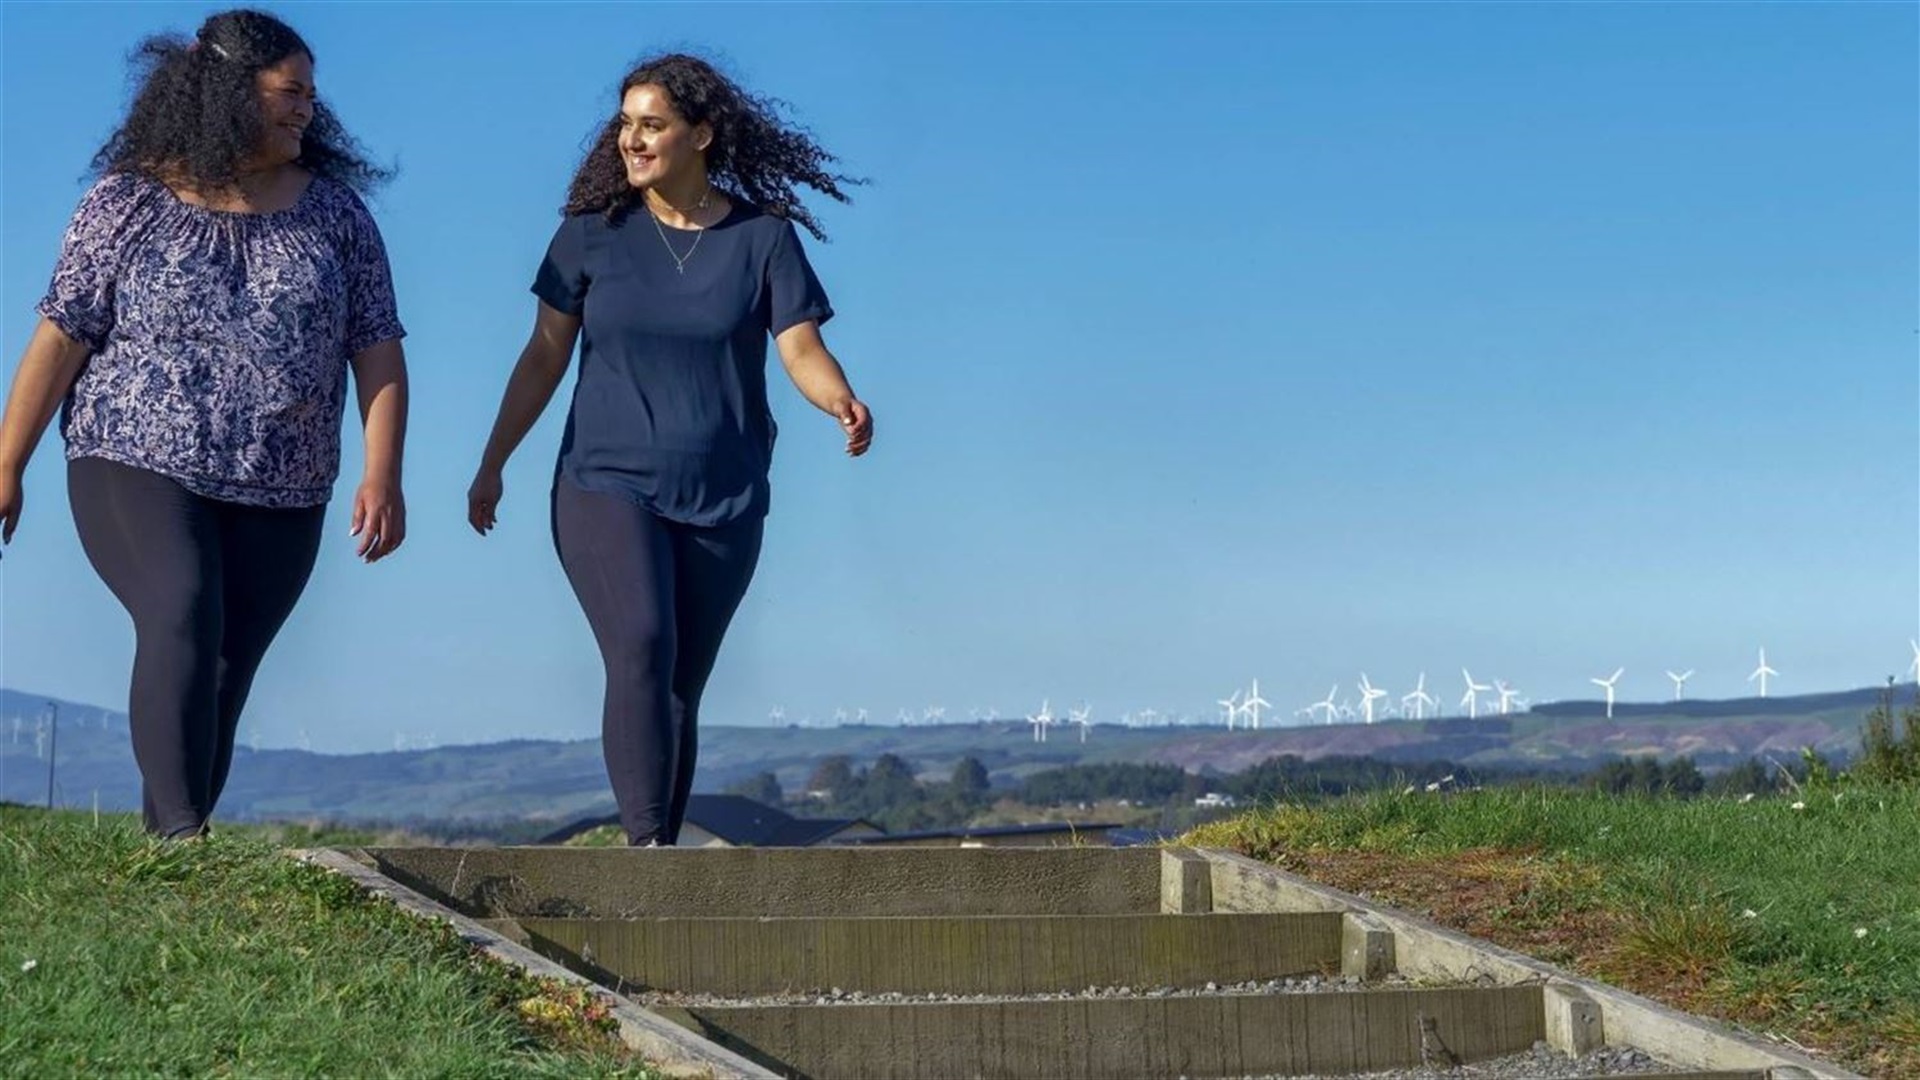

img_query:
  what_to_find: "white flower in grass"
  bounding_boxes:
[1741,909,1758,919]
[1425,782,1441,792]
[1790,801,1806,811]
[1739,793,1755,804]
[1854,927,1869,939]
[1401,785,1417,795]
[19,960,36,973]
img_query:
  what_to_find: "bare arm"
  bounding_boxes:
[347,338,410,562]
[467,301,582,534]
[775,320,872,457]
[0,319,93,547]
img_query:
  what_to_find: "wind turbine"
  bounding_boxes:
[856,707,869,723]
[833,707,850,724]
[1460,669,1492,719]
[1493,680,1520,716]
[924,705,947,724]
[895,707,914,726]
[1590,668,1623,719]
[1907,640,1918,683]
[1357,675,1387,725]
[1138,708,1160,726]
[1307,685,1338,725]
[1401,673,1436,721]
[1069,703,1093,742]
[1665,669,1694,702]
[1748,648,1777,698]
[1217,689,1241,729]
[1242,680,1272,730]
[769,706,786,724]
[1027,699,1055,743]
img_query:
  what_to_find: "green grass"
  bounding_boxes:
[1185,785,1920,1075]
[0,807,659,1079]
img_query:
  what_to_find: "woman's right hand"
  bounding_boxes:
[0,470,21,553]
[467,469,503,536]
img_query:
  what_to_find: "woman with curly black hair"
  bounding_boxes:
[0,9,409,839]
[466,53,872,847]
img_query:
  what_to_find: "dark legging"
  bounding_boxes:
[68,456,324,838]
[552,481,763,846]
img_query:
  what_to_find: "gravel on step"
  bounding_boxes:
[1249,1041,1673,1079]
[637,973,1418,1009]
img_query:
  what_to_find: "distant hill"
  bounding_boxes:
[1,684,1902,824]
[1530,685,1887,719]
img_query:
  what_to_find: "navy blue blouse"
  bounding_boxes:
[533,202,832,526]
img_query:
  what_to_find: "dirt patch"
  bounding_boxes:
[1260,847,1896,1075]
[1265,848,1629,972]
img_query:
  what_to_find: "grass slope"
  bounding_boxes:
[1186,785,1920,1076]
[0,807,656,1079]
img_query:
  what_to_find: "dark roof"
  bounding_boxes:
[767,816,876,846]
[537,794,875,847]
[838,821,1122,845]
[1106,827,1178,848]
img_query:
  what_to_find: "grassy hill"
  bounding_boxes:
[0,805,655,1078]
[1187,782,1920,1077]
[0,685,1891,827]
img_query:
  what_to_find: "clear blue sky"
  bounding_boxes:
[3,2,1915,751]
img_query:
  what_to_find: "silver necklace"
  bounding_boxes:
[647,189,712,274]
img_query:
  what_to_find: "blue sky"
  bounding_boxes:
[2,2,1914,751]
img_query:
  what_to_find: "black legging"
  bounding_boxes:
[68,456,324,838]
[552,480,763,846]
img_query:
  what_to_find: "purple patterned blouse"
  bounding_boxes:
[35,171,405,508]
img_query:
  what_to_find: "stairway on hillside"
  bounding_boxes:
[348,845,1838,1080]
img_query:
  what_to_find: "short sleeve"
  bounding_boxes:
[766,221,833,336]
[340,189,406,354]
[532,215,590,315]
[34,173,137,351]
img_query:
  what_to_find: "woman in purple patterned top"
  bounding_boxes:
[0,9,410,840]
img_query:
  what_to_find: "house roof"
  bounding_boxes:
[537,793,876,847]
[837,821,1122,845]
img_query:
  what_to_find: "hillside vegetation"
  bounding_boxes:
[1187,764,1920,1075]
[0,807,655,1079]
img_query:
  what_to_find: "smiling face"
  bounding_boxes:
[253,52,315,168]
[616,83,711,191]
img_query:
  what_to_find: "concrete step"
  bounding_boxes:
[512,912,1343,996]
[318,847,1856,1079]
[652,986,1547,1079]
[363,846,1163,918]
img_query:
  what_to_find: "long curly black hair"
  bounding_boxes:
[90,9,389,195]
[563,53,860,240]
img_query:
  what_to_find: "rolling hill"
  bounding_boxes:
[0,684,1898,825]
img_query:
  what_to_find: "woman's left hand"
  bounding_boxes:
[350,477,406,562]
[838,398,873,457]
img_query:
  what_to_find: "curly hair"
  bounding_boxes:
[90,9,389,195]
[563,53,860,240]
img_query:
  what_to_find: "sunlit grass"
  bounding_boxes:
[0,806,658,1079]
[1185,785,1920,1075]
